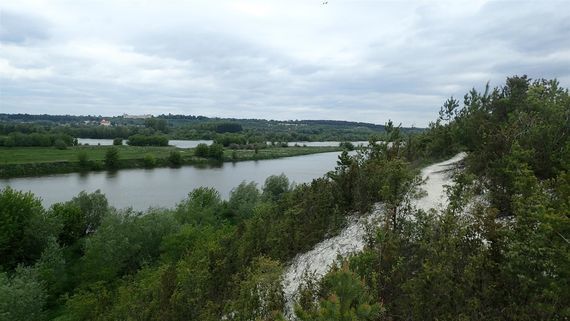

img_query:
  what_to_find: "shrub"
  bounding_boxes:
[112,138,123,146]
[195,143,209,158]
[208,143,224,161]
[143,154,156,168]
[168,151,182,167]
[54,139,67,150]
[104,148,119,169]
[77,152,89,168]
[339,141,355,151]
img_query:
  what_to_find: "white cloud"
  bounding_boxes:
[0,58,52,79]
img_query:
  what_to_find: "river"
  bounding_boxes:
[77,139,369,148]
[0,151,345,211]
[77,138,214,148]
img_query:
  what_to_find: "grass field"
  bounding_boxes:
[0,145,342,164]
[0,145,344,178]
[0,145,183,164]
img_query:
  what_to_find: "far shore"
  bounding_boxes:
[0,145,344,179]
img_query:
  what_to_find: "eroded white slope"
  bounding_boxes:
[281,153,466,318]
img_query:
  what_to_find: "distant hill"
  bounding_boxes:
[0,113,422,131]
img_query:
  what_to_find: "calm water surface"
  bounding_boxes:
[77,138,213,148]
[1,152,344,211]
[77,139,369,148]
[283,141,369,147]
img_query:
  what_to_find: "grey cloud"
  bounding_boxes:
[0,10,50,44]
[1,1,569,126]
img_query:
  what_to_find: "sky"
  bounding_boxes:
[0,0,569,126]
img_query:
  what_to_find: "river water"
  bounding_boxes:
[281,152,466,318]
[77,138,213,148]
[78,139,373,149]
[0,151,345,210]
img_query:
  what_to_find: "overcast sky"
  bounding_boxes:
[1,0,569,126]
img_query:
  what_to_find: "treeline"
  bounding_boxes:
[0,132,76,148]
[126,134,169,146]
[0,113,99,123]
[1,113,414,142]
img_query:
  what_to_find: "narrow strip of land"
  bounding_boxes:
[0,145,343,178]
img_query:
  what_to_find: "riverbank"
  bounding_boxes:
[0,145,343,178]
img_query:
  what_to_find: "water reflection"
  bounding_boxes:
[1,152,345,211]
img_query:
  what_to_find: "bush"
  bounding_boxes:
[195,143,209,158]
[0,268,48,321]
[208,143,224,161]
[143,154,156,168]
[112,138,123,146]
[54,139,67,150]
[104,147,119,169]
[339,141,355,151]
[262,174,290,202]
[168,151,182,167]
[2,136,15,147]
[77,152,89,168]
[0,187,49,269]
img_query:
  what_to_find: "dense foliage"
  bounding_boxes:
[0,132,76,148]
[126,134,169,147]
[0,113,422,143]
[312,76,569,320]
[0,138,410,320]
[0,76,567,321]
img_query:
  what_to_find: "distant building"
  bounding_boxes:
[122,113,152,119]
[100,119,111,126]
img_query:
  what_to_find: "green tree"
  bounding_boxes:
[143,154,156,168]
[228,181,261,221]
[0,267,47,321]
[144,118,168,132]
[112,137,123,145]
[262,174,290,202]
[104,147,119,169]
[208,143,224,161]
[0,187,49,270]
[168,150,182,167]
[49,202,84,246]
[54,138,67,150]
[339,141,355,151]
[79,209,178,284]
[48,190,109,246]
[231,257,284,321]
[35,238,67,306]
[77,151,89,168]
[174,187,222,225]
[195,143,209,157]
[295,263,382,321]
